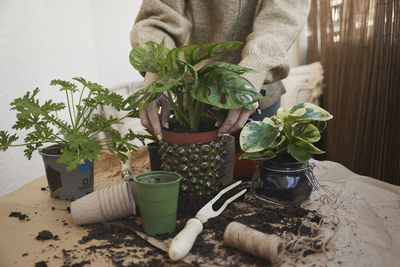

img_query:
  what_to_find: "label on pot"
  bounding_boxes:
[79,161,90,173]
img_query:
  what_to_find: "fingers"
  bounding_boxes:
[159,96,171,127]
[229,108,254,133]
[147,101,163,138]
[140,100,162,138]
[140,72,164,139]
[218,109,241,134]
[144,72,157,87]
[218,103,259,134]
[139,107,151,129]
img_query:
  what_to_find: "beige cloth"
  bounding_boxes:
[1,151,399,266]
[281,62,324,108]
[130,0,311,109]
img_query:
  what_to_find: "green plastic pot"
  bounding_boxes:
[134,171,182,236]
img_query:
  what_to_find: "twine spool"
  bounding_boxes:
[223,222,283,263]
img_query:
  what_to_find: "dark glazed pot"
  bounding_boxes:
[252,157,319,206]
[147,142,162,171]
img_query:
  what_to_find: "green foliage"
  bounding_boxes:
[239,103,333,163]
[1,77,145,171]
[124,40,262,131]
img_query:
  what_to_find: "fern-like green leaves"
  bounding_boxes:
[1,77,145,171]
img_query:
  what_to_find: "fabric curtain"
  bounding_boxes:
[306,0,400,185]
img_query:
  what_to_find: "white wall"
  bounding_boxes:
[0,0,302,196]
[0,0,142,196]
[90,0,143,87]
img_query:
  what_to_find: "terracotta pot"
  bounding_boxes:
[161,128,217,144]
[233,151,258,179]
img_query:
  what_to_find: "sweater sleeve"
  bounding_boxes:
[130,0,192,50]
[239,0,311,92]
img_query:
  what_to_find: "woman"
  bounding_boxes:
[130,0,310,139]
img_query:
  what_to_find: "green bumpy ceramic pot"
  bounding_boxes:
[159,137,225,196]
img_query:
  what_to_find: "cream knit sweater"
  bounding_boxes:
[130,0,310,109]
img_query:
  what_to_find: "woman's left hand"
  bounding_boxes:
[217,102,259,134]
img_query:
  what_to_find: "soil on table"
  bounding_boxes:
[22,151,325,266]
[9,211,29,221]
[61,183,322,266]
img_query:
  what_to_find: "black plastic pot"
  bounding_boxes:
[39,146,94,200]
[252,157,320,206]
[147,142,162,171]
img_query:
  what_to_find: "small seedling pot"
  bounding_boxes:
[134,171,181,236]
[39,146,94,200]
[252,157,317,206]
[147,142,162,171]
[71,182,136,225]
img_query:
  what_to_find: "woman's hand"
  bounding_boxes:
[217,102,259,134]
[139,73,171,139]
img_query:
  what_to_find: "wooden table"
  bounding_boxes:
[1,149,399,266]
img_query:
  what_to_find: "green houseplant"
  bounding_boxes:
[239,103,333,205]
[0,77,144,200]
[123,40,262,195]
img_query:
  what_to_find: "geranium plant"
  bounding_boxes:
[0,77,145,171]
[239,103,333,162]
[123,40,262,131]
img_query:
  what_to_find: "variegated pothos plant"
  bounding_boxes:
[123,40,262,131]
[239,103,333,162]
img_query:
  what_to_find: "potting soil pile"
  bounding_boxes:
[1,148,400,266]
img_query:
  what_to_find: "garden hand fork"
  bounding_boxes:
[168,180,246,261]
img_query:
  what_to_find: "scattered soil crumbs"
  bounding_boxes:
[8,211,29,221]
[36,230,59,241]
[23,180,324,266]
[71,260,91,267]
[171,187,323,266]
[76,220,165,267]
[50,183,323,266]
[35,261,48,267]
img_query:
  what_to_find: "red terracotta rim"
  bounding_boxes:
[161,129,218,144]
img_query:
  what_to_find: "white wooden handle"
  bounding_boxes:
[168,218,203,261]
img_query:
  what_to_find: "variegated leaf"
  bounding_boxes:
[240,121,279,153]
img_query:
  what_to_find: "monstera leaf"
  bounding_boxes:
[122,86,162,115]
[191,62,260,110]
[128,40,262,131]
[166,42,242,69]
[240,120,279,153]
[129,40,169,74]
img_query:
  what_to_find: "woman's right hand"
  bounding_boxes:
[139,72,171,140]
